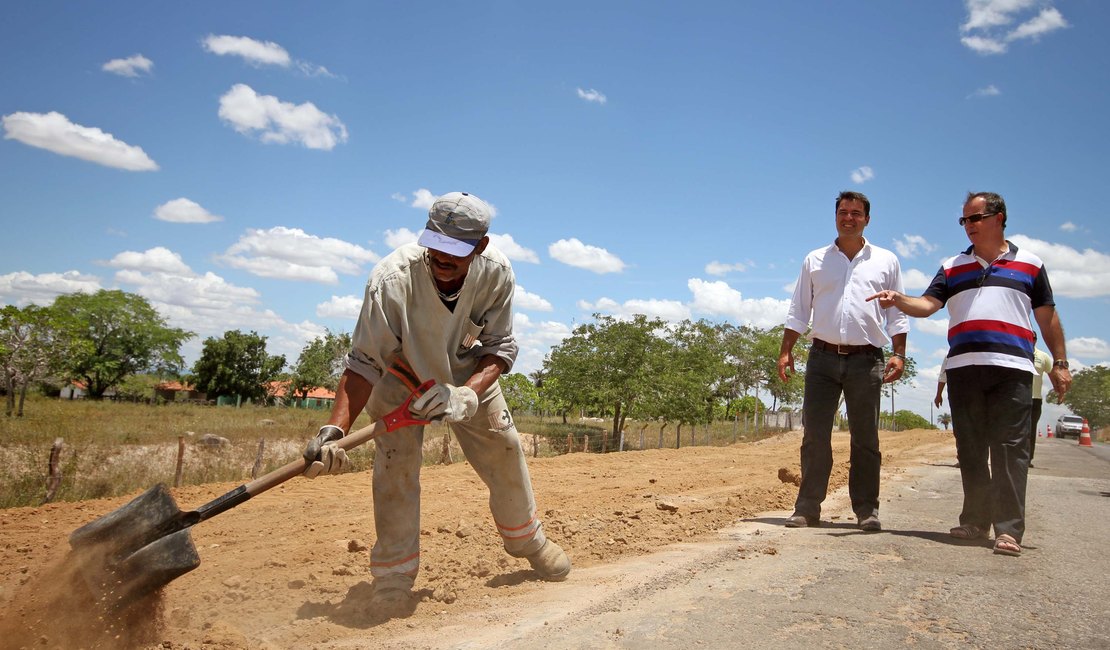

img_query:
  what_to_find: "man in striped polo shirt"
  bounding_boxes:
[868,192,1072,557]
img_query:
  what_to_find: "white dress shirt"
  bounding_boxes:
[784,239,910,347]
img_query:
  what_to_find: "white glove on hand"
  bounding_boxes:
[411,383,479,422]
[303,425,350,478]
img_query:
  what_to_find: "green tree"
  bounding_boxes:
[190,330,286,403]
[1055,366,1109,429]
[115,373,162,402]
[500,372,540,415]
[53,290,192,399]
[542,314,667,452]
[759,326,804,411]
[1,304,77,416]
[532,371,572,423]
[290,330,351,400]
[658,320,721,448]
[937,412,952,430]
[890,409,934,431]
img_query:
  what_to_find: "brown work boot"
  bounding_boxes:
[526,540,571,581]
[369,574,416,618]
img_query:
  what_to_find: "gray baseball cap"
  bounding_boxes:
[417,191,491,257]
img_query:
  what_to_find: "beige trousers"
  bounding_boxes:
[364,373,547,580]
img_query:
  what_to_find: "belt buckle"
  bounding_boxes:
[836,343,849,355]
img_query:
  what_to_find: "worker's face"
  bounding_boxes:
[835,199,869,238]
[425,238,488,286]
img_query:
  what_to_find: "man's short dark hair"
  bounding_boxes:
[966,191,1007,229]
[836,191,870,216]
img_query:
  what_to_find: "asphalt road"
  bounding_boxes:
[386,437,1110,650]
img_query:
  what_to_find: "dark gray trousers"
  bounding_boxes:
[793,346,884,520]
[947,365,1032,542]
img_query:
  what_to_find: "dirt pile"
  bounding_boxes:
[0,428,950,649]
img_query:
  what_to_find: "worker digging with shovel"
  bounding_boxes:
[67,191,568,622]
[300,191,571,615]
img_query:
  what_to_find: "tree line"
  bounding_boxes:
[4,291,1105,436]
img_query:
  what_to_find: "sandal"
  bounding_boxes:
[949,524,988,540]
[993,534,1022,556]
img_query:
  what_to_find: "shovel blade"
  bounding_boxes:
[70,483,183,556]
[113,529,202,607]
[69,483,201,609]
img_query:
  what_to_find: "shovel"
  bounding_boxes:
[68,377,435,610]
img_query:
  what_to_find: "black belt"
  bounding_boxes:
[812,339,880,355]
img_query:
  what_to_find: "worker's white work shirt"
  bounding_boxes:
[345,243,518,390]
[784,239,909,347]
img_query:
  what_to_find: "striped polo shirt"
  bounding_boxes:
[923,241,1055,373]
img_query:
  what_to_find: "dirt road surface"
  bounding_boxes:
[2,428,1103,649]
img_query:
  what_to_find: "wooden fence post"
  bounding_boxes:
[174,436,186,487]
[566,433,573,453]
[582,434,589,453]
[439,432,452,465]
[42,438,65,504]
[252,438,266,478]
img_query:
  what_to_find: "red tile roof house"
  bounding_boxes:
[154,381,207,403]
[266,381,336,409]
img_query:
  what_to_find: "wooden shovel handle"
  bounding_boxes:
[240,379,435,498]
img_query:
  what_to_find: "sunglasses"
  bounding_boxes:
[959,212,999,226]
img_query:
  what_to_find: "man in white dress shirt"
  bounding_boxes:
[777,191,909,532]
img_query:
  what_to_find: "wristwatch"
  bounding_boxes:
[1053,359,1069,369]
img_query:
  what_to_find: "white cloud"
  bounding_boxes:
[219,226,379,284]
[576,88,607,105]
[1009,234,1110,298]
[512,313,573,375]
[1060,222,1078,233]
[893,234,937,259]
[316,295,363,320]
[202,34,337,80]
[384,228,420,249]
[218,84,348,150]
[969,84,1001,98]
[959,1,1067,54]
[1008,7,1068,42]
[687,278,790,328]
[961,0,1036,32]
[902,268,935,292]
[705,261,748,276]
[106,247,193,276]
[489,234,539,264]
[153,197,223,223]
[961,35,1007,54]
[0,270,102,306]
[914,317,950,338]
[578,297,692,322]
[102,54,153,77]
[409,189,437,210]
[114,266,323,360]
[548,238,626,274]
[2,111,158,171]
[1068,337,1109,361]
[514,285,553,312]
[850,166,874,184]
[202,34,291,66]
[116,268,260,311]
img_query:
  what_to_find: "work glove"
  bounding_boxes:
[410,383,478,423]
[302,425,350,478]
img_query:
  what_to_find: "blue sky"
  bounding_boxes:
[2,1,1107,426]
